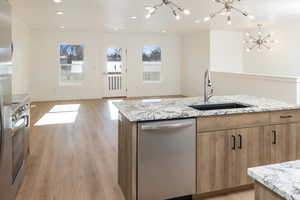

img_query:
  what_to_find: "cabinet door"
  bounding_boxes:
[235,127,265,185]
[296,123,300,159]
[264,124,297,164]
[197,130,236,193]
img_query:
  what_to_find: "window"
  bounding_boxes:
[143,46,161,82]
[106,48,122,74]
[59,44,84,85]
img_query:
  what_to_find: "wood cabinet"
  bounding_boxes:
[255,181,284,200]
[197,130,235,193]
[235,127,265,185]
[197,127,265,193]
[197,110,300,195]
[263,124,298,164]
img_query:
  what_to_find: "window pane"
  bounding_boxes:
[107,48,122,62]
[61,65,83,82]
[143,46,161,82]
[143,46,161,63]
[143,72,160,82]
[106,48,122,73]
[60,45,84,65]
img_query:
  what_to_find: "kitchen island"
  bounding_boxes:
[114,95,300,200]
[248,160,300,200]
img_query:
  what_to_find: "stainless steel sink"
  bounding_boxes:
[189,103,252,111]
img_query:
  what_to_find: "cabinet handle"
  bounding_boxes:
[231,135,236,150]
[238,134,242,149]
[280,115,293,119]
[272,130,277,144]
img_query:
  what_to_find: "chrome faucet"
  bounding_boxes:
[204,69,213,103]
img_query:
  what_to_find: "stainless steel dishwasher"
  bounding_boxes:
[138,119,196,200]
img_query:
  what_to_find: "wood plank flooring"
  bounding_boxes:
[16,99,254,200]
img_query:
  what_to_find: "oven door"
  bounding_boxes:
[11,115,28,194]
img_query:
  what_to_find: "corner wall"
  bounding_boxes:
[11,14,31,95]
[181,32,210,97]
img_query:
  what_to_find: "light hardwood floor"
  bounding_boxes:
[16,99,254,200]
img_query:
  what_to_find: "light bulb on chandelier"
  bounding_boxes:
[145,0,190,20]
[204,0,254,25]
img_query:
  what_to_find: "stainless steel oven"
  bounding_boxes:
[10,102,30,197]
[0,0,14,199]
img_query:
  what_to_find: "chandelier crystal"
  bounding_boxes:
[244,24,278,52]
[204,0,254,25]
[145,0,191,20]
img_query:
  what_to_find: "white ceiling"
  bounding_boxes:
[9,0,300,33]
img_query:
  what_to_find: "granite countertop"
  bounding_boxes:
[113,95,300,122]
[248,160,300,200]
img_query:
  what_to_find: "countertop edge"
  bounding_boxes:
[113,95,300,122]
[248,168,294,200]
[117,107,300,122]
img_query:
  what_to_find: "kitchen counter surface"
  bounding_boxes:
[113,95,300,122]
[248,160,300,200]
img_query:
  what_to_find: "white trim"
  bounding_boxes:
[211,70,300,83]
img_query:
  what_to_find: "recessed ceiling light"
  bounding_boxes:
[56,11,64,15]
[130,16,137,19]
[194,19,200,24]
[162,30,167,33]
[60,26,65,29]
[53,0,63,3]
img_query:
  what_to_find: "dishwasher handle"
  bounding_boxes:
[141,121,194,131]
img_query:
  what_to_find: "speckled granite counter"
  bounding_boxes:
[248,160,300,200]
[113,95,300,122]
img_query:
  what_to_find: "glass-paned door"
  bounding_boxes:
[104,48,127,97]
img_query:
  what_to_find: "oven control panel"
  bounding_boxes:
[12,103,30,126]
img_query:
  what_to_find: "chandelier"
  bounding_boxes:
[145,0,191,20]
[244,24,278,52]
[204,0,254,25]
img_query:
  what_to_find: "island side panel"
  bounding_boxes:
[255,182,283,200]
[118,112,137,200]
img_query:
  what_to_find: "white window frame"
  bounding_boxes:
[59,44,84,86]
[142,46,162,83]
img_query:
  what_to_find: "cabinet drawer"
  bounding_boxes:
[270,110,300,124]
[197,113,270,133]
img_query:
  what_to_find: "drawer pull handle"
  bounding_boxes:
[272,130,277,144]
[231,135,236,150]
[238,134,242,149]
[280,115,293,119]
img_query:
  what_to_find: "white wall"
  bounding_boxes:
[11,15,31,94]
[243,27,300,77]
[181,32,210,97]
[212,71,300,104]
[29,30,182,101]
[210,30,243,73]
